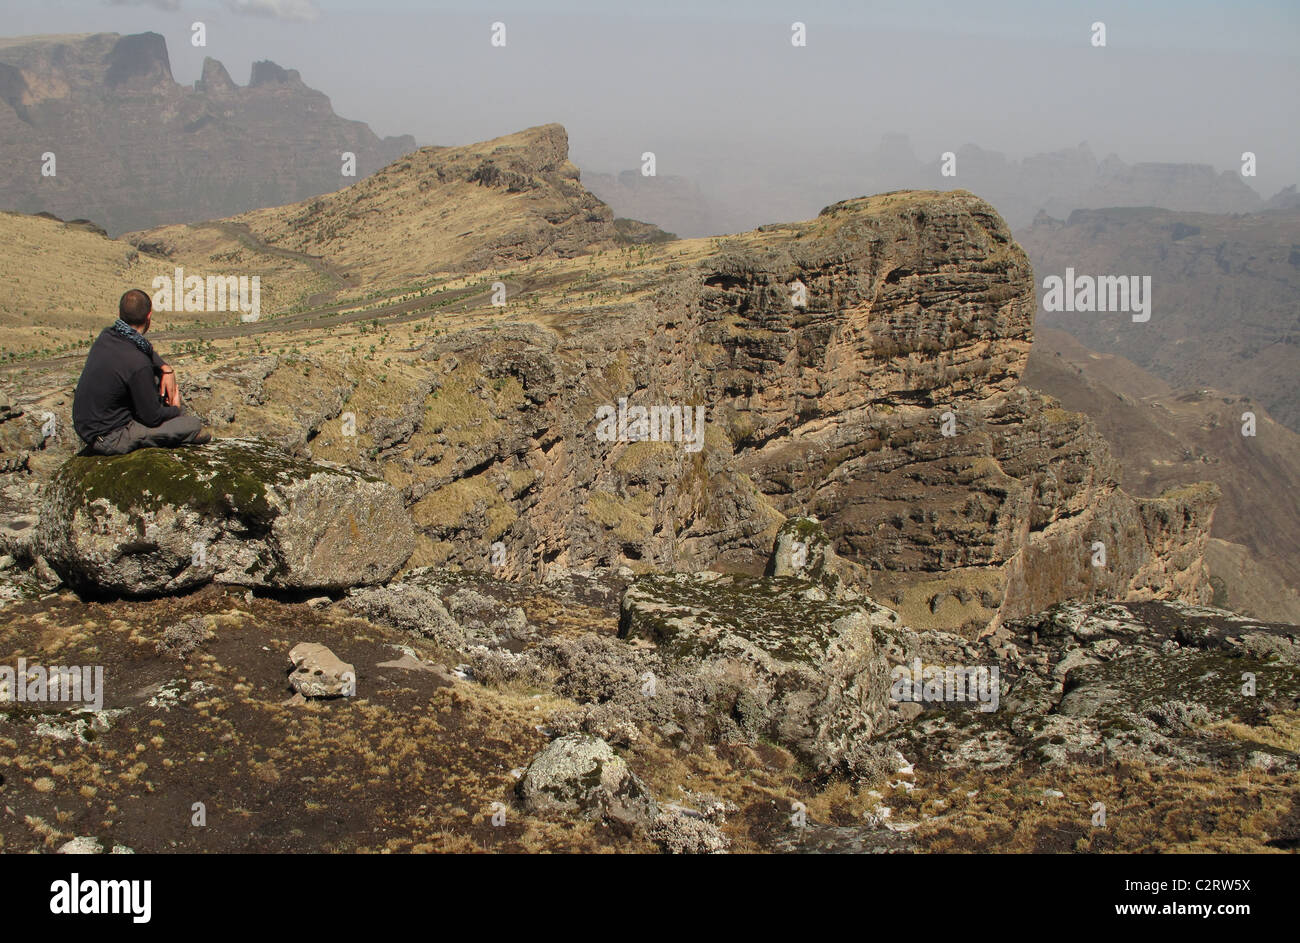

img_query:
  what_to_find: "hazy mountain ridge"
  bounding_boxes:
[0,31,416,235]
[1025,327,1300,621]
[584,137,1289,240]
[1020,205,1300,435]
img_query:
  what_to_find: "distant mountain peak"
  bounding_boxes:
[0,31,417,235]
[196,56,237,94]
[103,31,172,88]
[249,59,302,87]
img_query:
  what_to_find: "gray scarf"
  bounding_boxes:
[112,318,155,359]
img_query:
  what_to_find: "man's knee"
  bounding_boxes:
[172,414,202,438]
[156,413,202,445]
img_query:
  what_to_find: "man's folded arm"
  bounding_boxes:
[128,364,181,426]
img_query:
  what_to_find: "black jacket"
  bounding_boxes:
[72,328,178,444]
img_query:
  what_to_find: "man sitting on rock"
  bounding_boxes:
[72,289,211,455]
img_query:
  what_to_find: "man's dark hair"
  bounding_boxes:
[119,289,152,326]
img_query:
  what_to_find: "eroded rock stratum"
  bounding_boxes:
[2,186,1220,632]
[170,188,1210,634]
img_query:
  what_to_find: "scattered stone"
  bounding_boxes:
[288,642,356,698]
[57,836,103,854]
[142,679,214,711]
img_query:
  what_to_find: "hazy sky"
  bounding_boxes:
[5,0,1299,201]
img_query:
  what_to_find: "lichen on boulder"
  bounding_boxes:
[765,515,871,599]
[618,570,897,772]
[518,733,659,828]
[37,437,415,596]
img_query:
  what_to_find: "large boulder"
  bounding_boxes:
[618,571,896,772]
[518,733,659,828]
[37,438,415,596]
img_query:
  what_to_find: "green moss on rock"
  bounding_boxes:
[50,439,342,527]
[619,571,878,663]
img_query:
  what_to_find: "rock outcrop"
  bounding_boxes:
[765,515,871,598]
[95,185,1219,634]
[279,188,1209,633]
[468,566,1299,779]
[37,438,415,596]
[619,571,896,772]
[882,600,1300,773]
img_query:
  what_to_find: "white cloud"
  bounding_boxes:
[105,0,182,10]
[221,0,321,23]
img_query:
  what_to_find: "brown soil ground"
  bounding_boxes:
[3,584,1295,854]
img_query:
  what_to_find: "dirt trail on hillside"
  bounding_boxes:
[1,267,578,377]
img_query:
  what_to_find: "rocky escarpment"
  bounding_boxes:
[44,189,1212,634]
[0,171,1223,633]
[326,190,1216,632]
[36,438,415,596]
[0,32,415,234]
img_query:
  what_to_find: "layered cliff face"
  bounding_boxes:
[0,124,1221,635]
[138,191,1217,635]
[0,32,415,235]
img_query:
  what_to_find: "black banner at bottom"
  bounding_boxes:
[0,851,1282,931]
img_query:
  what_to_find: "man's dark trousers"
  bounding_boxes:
[88,414,203,456]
